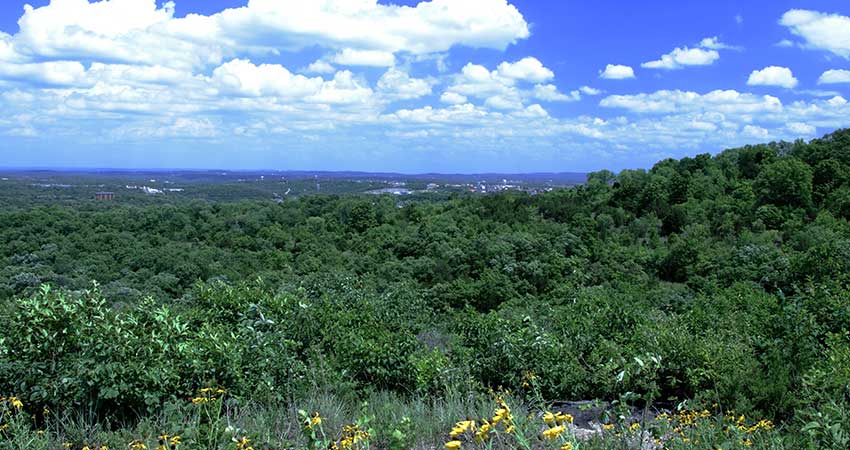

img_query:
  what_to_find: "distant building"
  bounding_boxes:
[95,192,114,200]
[367,187,413,195]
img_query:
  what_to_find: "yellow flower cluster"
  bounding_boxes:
[234,436,253,450]
[0,397,24,439]
[129,440,147,450]
[330,424,370,450]
[520,370,538,388]
[541,410,573,442]
[673,409,712,427]
[303,412,323,429]
[492,397,515,432]
[647,408,778,448]
[542,411,574,425]
[542,425,566,440]
[155,433,182,450]
[191,387,225,405]
[444,397,516,449]
[0,396,23,410]
[449,420,476,438]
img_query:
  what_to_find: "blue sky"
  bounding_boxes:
[1,0,849,173]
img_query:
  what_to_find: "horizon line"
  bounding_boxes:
[0,167,590,177]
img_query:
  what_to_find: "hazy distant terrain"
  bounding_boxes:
[0,169,587,204]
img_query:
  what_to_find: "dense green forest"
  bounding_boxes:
[2,130,850,449]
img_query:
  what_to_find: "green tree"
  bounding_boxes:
[754,158,814,211]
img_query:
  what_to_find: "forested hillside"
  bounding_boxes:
[2,130,850,449]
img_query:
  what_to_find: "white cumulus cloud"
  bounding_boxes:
[642,36,738,70]
[305,60,336,74]
[12,0,223,70]
[780,9,850,58]
[699,36,741,50]
[787,122,816,134]
[445,58,564,109]
[377,68,433,100]
[600,89,783,115]
[533,84,579,102]
[440,92,468,105]
[331,49,396,67]
[643,47,719,70]
[599,64,635,79]
[747,66,798,89]
[743,124,769,139]
[216,0,530,56]
[306,70,374,105]
[496,57,554,83]
[827,95,847,107]
[5,0,531,72]
[0,60,89,87]
[211,59,323,98]
[818,69,850,84]
[579,86,602,95]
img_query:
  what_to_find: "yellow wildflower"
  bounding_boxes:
[450,420,474,437]
[235,436,252,450]
[542,425,566,440]
[445,441,462,449]
[543,412,556,423]
[555,412,574,424]
[478,420,491,434]
[305,412,322,428]
[9,397,23,409]
[560,443,573,450]
[602,424,615,431]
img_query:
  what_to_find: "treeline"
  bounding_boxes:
[1,130,849,444]
[3,132,849,302]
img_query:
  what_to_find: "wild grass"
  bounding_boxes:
[1,390,797,450]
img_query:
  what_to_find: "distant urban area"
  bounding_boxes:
[0,169,588,205]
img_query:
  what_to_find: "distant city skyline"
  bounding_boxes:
[1,0,849,172]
